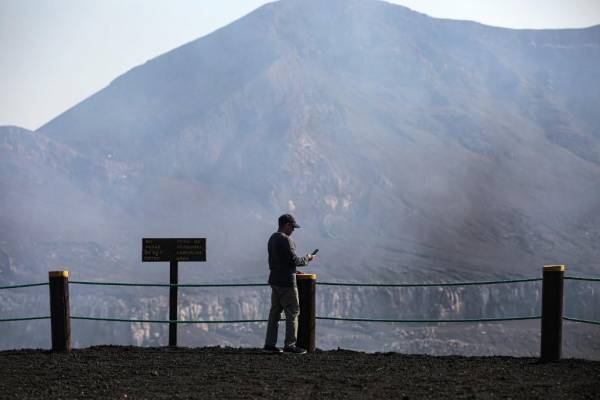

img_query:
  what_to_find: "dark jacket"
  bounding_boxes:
[268,231,308,287]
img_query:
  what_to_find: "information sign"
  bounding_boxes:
[142,238,206,262]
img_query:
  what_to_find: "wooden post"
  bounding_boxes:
[49,270,71,352]
[540,264,564,362]
[296,273,316,353]
[169,261,178,347]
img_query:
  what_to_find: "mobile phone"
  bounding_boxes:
[311,249,319,255]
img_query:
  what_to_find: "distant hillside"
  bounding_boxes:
[33,0,600,277]
[2,0,600,352]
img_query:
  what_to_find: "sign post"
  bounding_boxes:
[142,238,206,347]
[49,270,71,352]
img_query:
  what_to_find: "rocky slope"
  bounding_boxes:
[2,0,600,353]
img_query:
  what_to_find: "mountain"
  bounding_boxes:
[37,0,600,275]
[2,0,600,354]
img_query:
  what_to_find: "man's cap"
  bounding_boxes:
[278,214,301,228]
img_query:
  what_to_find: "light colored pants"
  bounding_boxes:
[265,285,299,348]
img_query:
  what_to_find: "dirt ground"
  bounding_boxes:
[0,346,599,399]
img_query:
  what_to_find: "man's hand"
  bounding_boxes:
[307,254,315,262]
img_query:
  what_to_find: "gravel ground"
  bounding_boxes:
[1,346,599,399]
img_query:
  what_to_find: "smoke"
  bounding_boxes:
[2,0,600,355]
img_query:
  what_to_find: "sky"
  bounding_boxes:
[1,0,599,130]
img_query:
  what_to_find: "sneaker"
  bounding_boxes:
[263,345,283,353]
[283,346,307,354]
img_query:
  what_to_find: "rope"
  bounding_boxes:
[0,282,48,290]
[317,278,541,287]
[70,281,268,287]
[563,317,600,326]
[316,315,541,323]
[70,278,542,288]
[0,316,50,322]
[5,276,597,290]
[565,276,600,283]
[71,316,273,323]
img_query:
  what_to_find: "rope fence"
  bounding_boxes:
[67,277,544,288]
[71,316,270,324]
[565,276,600,282]
[1,275,599,330]
[561,275,600,327]
[563,317,600,326]
[0,283,50,323]
[0,282,48,290]
[68,316,543,324]
[0,316,50,322]
[1,275,587,289]
[316,316,541,323]
[70,281,269,287]
[317,277,541,287]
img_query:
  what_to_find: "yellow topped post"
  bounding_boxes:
[296,273,317,352]
[48,270,71,352]
[540,265,564,362]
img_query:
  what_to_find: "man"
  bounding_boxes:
[264,214,315,354]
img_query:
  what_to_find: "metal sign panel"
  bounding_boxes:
[142,238,206,262]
